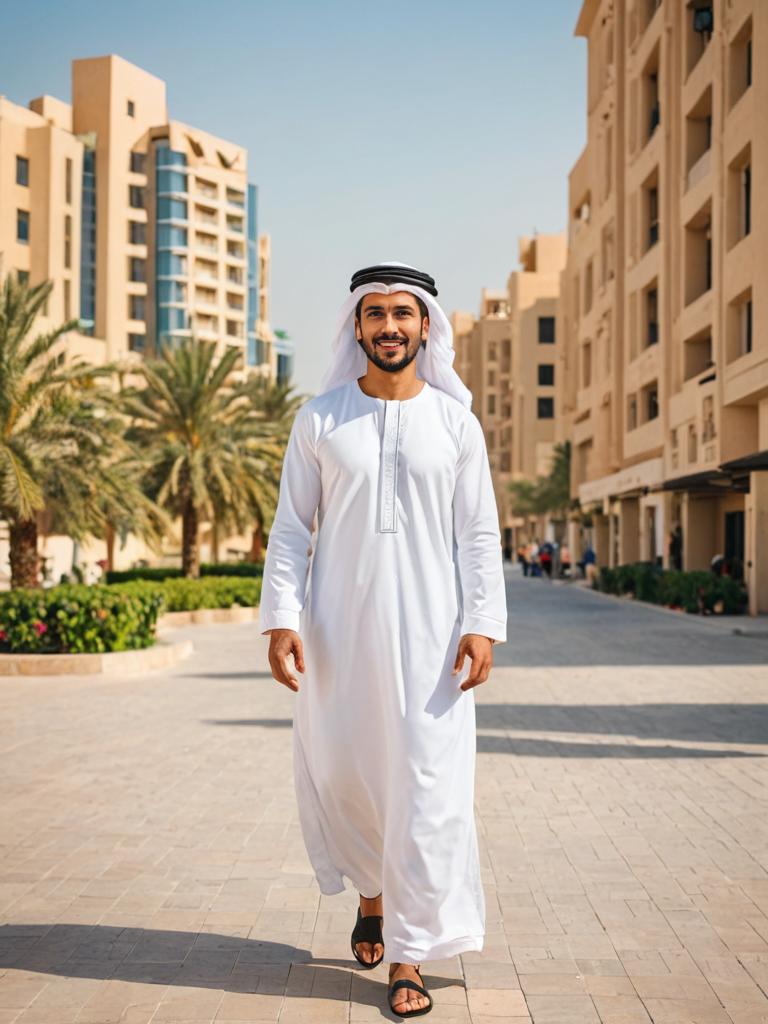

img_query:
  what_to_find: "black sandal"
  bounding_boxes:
[350,900,384,969]
[388,963,433,1017]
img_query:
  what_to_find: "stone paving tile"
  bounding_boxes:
[1,572,767,1023]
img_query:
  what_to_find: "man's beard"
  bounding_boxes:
[358,335,420,374]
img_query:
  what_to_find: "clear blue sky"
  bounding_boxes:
[0,0,586,396]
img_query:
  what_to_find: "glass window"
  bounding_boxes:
[129,185,145,209]
[127,99,135,117]
[64,214,72,269]
[538,316,555,344]
[17,209,29,243]
[65,158,72,203]
[129,257,146,283]
[16,155,29,186]
[537,397,555,419]
[130,151,146,174]
[157,197,188,221]
[157,225,188,249]
[129,295,146,321]
[538,364,555,386]
[129,221,146,245]
[157,306,188,333]
[128,333,146,353]
[155,146,187,167]
[157,280,186,303]
[157,169,187,194]
[17,270,29,287]
[157,251,187,276]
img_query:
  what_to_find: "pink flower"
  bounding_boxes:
[0,628,7,642]
[32,621,47,637]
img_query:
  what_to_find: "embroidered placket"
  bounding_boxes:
[379,401,401,533]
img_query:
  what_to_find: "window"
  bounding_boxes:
[129,295,146,321]
[646,287,658,346]
[157,252,187,276]
[64,214,72,269]
[17,209,29,243]
[643,382,659,422]
[129,221,146,245]
[487,394,496,416]
[584,260,593,313]
[63,279,71,320]
[65,158,72,203]
[16,155,29,186]
[742,299,753,355]
[157,197,188,221]
[129,185,145,209]
[627,394,638,431]
[537,397,554,419]
[647,185,659,248]
[726,290,753,363]
[128,333,146,353]
[538,316,555,344]
[740,163,751,237]
[157,225,188,248]
[127,99,135,117]
[685,86,712,187]
[157,280,186,303]
[129,151,146,174]
[129,257,146,283]
[157,169,187,193]
[17,269,29,287]
[684,202,712,303]
[582,341,592,388]
[538,364,554,386]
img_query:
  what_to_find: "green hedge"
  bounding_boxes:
[160,576,261,612]
[0,582,164,654]
[105,562,263,584]
[595,562,747,614]
[0,575,264,654]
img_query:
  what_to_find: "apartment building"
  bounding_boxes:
[0,53,286,379]
[452,233,566,554]
[562,0,767,612]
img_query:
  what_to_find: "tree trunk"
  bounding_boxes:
[9,518,40,589]
[182,500,200,578]
[249,524,264,563]
[105,525,116,572]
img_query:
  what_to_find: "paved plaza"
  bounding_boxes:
[1,567,768,1023]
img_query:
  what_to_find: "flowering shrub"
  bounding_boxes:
[0,576,263,654]
[0,583,164,654]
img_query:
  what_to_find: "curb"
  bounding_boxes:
[157,606,258,630]
[0,638,194,677]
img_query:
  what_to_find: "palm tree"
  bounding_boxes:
[233,373,309,563]
[0,274,166,587]
[121,336,297,578]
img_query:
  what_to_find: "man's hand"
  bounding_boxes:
[266,628,305,692]
[452,633,494,691]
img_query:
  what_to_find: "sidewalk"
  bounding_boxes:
[1,618,767,1023]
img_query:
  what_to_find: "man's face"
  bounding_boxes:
[354,291,428,374]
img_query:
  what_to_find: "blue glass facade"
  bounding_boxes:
[154,143,189,351]
[79,147,96,335]
[246,183,259,366]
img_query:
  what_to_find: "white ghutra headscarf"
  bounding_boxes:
[316,260,473,409]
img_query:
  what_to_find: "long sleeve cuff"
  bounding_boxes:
[460,613,507,645]
[258,607,301,634]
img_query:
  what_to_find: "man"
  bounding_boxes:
[258,261,507,1017]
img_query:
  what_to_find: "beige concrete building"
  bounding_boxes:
[453,232,567,554]
[0,53,287,584]
[561,0,767,612]
[0,53,283,375]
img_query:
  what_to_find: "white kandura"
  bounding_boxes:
[258,370,507,963]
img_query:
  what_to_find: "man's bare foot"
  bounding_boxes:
[353,891,383,964]
[389,962,430,1014]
